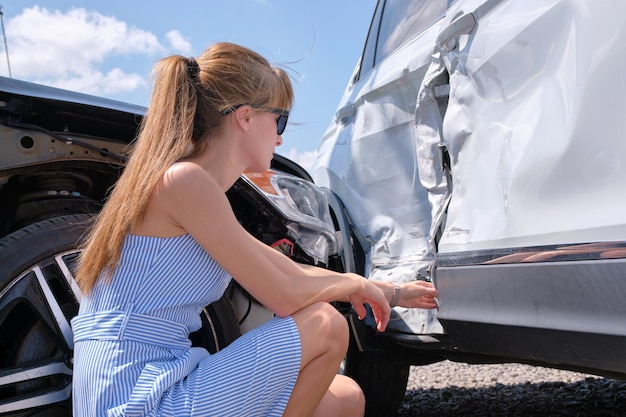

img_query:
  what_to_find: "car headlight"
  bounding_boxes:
[243,170,338,264]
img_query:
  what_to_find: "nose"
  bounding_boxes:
[275,135,283,146]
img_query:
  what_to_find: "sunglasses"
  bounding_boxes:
[221,104,290,135]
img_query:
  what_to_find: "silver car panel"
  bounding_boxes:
[313,0,626,361]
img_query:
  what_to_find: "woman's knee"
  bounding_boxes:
[313,375,365,417]
[306,302,348,340]
[293,302,349,356]
[336,375,365,417]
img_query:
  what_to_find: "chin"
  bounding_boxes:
[247,161,271,173]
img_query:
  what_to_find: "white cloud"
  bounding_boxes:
[279,148,318,172]
[166,30,192,55]
[4,6,181,97]
[39,68,146,96]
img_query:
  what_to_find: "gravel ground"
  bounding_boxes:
[397,361,626,416]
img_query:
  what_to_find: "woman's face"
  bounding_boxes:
[243,109,284,172]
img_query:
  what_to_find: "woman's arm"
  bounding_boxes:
[251,231,439,310]
[158,162,390,330]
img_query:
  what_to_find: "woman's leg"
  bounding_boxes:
[283,302,363,417]
[312,374,365,417]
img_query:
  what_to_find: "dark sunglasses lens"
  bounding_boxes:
[277,114,288,135]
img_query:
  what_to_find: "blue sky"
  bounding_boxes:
[1,1,377,170]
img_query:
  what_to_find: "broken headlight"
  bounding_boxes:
[242,170,338,264]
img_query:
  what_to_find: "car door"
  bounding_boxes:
[423,0,626,374]
[312,0,451,334]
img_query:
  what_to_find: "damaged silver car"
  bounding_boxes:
[312,0,626,415]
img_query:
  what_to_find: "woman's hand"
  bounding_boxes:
[389,280,439,309]
[347,277,391,332]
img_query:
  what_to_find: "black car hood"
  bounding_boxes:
[0,76,146,142]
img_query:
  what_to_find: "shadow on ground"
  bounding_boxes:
[397,378,626,417]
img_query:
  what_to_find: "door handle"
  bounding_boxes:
[335,103,355,124]
[436,12,476,51]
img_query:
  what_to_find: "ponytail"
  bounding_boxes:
[77,55,199,292]
[76,42,294,293]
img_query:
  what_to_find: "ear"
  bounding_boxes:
[234,106,252,132]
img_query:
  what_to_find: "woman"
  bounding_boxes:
[72,42,438,417]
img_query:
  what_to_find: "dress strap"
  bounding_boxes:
[71,310,191,349]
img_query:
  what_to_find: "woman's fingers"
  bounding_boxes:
[352,302,367,320]
[398,281,439,308]
[349,282,390,331]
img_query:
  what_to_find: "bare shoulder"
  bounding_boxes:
[156,161,235,225]
[161,161,221,196]
[132,162,226,236]
[164,161,212,183]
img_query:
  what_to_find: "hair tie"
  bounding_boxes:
[187,56,200,79]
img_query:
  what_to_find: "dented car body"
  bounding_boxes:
[313,0,626,406]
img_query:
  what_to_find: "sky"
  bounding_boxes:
[0,1,377,171]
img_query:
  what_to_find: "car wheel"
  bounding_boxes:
[0,214,240,416]
[343,315,410,417]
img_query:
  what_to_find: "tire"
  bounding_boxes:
[0,214,240,416]
[190,283,241,353]
[343,314,410,417]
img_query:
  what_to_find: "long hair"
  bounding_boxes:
[76,42,294,293]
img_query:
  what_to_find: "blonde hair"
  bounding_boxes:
[76,42,294,293]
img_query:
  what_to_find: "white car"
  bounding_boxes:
[312,0,626,415]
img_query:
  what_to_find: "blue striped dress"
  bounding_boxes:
[71,234,301,416]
